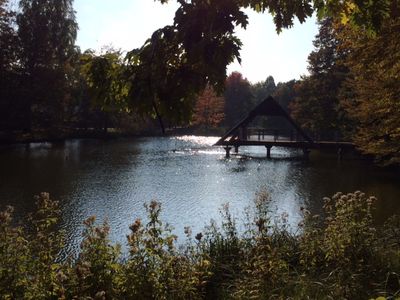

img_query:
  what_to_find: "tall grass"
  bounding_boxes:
[0,191,399,299]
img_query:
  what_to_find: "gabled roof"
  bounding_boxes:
[215,96,313,145]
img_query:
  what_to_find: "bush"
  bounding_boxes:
[0,191,399,299]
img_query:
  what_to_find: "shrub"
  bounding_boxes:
[0,191,399,299]
[0,193,66,299]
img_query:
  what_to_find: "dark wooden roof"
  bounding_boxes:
[215,96,313,145]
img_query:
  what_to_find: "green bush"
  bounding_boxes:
[0,191,399,299]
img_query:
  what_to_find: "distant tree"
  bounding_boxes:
[17,0,78,130]
[80,49,128,133]
[193,85,224,131]
[339,18,400,165]
[65,47,90,127]
[251,76,276,105]
[0,0,22,131]
[273,80,297,112]
[224,72,254,128]
[0,0,17,74]
[290,19,348,140]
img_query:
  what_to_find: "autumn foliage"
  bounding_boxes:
[193,85,224,130]
[339,19,400,165]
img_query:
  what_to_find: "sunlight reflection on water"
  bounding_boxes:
[174,135,219,145]
[1,136,400,257]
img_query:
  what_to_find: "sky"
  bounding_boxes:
[74,0,319,84]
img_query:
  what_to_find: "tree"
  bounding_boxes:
[158,0,394,34]
[17,0,78,130]
[138,0,394,133]
[289,18,349,140]
[80,49,128,133]
[224,72,254,128]
[0,0,21,130]
[193,85,224,131]
[251,76,276,105]
[273,80,297,112]
[339,18,400,165]
[0,0,17,74]
[125,0,247,133]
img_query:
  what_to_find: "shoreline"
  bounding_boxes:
[0,126,226,146]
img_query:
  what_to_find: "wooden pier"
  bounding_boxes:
[215,96,355,158]
[217,139,354,158]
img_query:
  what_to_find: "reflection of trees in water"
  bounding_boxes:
[287,154,400,222]
[0,139,142,256]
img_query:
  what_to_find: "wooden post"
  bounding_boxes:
[234,145,239,153]
[224,146,232,158]
[266,146,272,159]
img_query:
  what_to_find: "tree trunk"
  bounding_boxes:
[152,100,165,135]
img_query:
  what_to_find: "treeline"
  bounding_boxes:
[192,72,296,135]
[1,191,399,299]
[296,16,399,165]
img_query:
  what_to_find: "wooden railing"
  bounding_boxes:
[244,128,306,142]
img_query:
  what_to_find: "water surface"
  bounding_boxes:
[0,136,399,255]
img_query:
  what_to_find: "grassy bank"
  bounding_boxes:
[1,191,399,299]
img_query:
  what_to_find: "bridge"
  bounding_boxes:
[214,96,355,158]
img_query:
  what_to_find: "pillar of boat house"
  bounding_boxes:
[224,146,232,158]
[266,145,272,159]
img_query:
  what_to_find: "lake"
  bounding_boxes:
[1,136,399,255]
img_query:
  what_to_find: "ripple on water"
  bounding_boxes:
[0,136,400,257]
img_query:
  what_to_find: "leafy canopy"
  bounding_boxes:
[125,0,394,126]
[157,0,394,33]
[80,49,128,113]
[339,19,400,165]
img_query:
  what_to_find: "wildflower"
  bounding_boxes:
[56,270,67,282]
[40,192,50,200]
[129,219,142,233]
[94,291,106,299]
[256,217,266,230]
[195,232,203,241]
[201,259,210,268]
[149,200,160,211]
[0,206,13,223]
[184,226,192,236]
[83,216,96,227]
